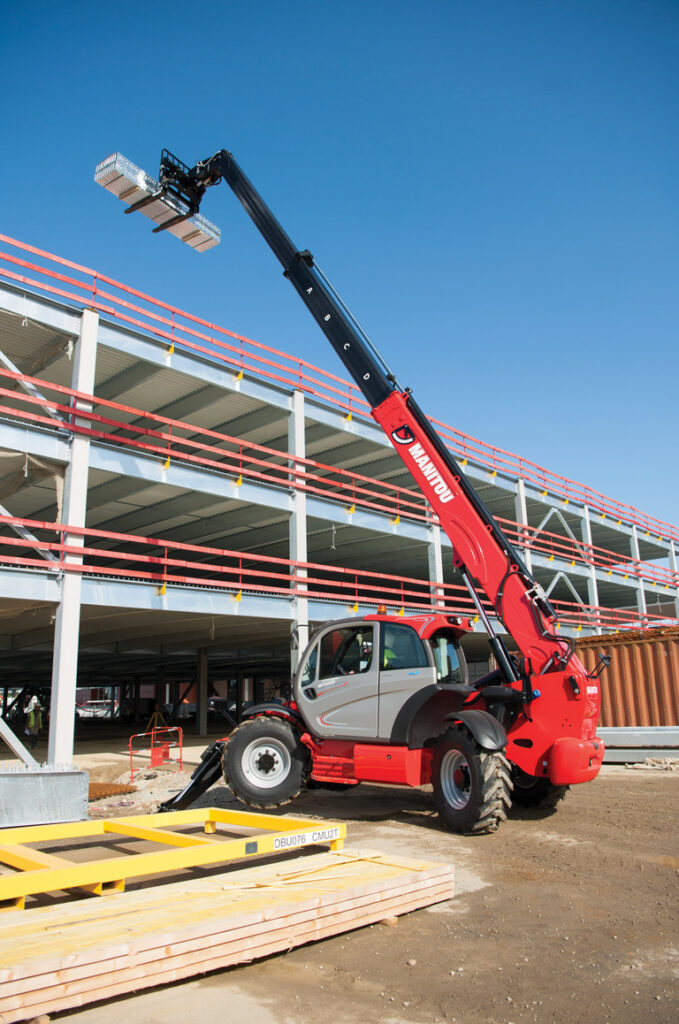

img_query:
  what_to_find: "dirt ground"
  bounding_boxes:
[49,765,679,1024]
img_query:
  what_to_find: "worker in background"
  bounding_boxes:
[382,629,398,670]
[25,696,43,749]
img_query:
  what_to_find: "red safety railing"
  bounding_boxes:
[0,514,466,614]
[0,233,677,545]
[432,418,678,544]
[1,368,676,594]
[497,517,679,590]
[0,367,431,524]
[547,599,674,634]
[0,515,676,632]
[0,234,368,420]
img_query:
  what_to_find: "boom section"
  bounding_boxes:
[205,151,393,409]
[371,389,571,672]
[193,150,581,677]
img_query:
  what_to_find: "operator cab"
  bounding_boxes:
[294,615,469,741]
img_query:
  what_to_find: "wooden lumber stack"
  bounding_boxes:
[0,848,454,1022]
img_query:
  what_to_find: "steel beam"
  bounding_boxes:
[0,715,39,768]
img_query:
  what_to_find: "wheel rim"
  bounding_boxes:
[439,749,472,810]
[241,737,291,789]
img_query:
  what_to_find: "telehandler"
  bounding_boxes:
[98,148,606,832]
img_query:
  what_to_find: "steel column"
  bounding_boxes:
[48,308,98,766]
[196,648,208,736]
[630,525,648,623]
[669,541,679,619]
[513,478,532,572]
[427,522,445,608]
[581,506,601,633]
[288,390,308,673]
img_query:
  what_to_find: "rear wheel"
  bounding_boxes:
[432,727,512,834]
[223,716,310,809]
[510,768,570,809]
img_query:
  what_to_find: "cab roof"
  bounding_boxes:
[363,612,471,639]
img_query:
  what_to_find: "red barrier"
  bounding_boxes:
[129,727,183,781]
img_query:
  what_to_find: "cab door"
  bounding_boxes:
[377,622,436,739]
[296,623,378,739]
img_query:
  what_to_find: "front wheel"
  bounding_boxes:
[510,768,570,809]
[432,727,512,834]
[223,716,310,809]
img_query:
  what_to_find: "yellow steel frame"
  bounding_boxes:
[0,807,345,911]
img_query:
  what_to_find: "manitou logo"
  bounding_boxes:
[391,425,415,445]
[407,442,454,504]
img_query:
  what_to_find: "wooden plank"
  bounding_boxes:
[0,848,410,952]
[0,871,451,997]
[0,849,454,1023]
[0,882,452,1013]
[0,875,453,1022]
[0,855,452,978]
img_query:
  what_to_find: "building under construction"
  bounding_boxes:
[0,234,677,767]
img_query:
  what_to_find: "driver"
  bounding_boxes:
[383,629,398,670]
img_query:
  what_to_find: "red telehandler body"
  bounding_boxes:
[100,147,606,832]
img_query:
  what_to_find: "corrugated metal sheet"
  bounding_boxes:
[577,626,679,727]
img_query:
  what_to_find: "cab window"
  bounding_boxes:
[319,626,374,678]
[380,623,428,672]
[429,631,467,685]
[300,644,318,688]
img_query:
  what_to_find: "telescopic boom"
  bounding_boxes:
[102,147,604,785]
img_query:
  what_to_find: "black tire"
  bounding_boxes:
[432,727,512,835]
[510,768,570,809]
[223,716,310,809]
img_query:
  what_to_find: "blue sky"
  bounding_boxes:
[2,0,677,524]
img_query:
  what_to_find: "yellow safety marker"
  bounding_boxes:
[0,808,345,910]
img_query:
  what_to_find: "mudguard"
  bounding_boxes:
[444,708,507,751]
[241,702,306,729]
